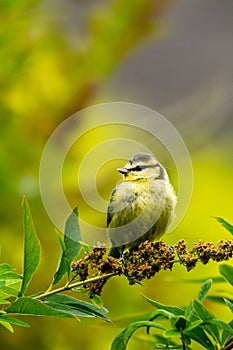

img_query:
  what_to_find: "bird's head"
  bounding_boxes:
[117,153,168,182]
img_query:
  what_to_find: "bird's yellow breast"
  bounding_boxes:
[108,178,176,248]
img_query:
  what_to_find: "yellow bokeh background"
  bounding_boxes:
[0,1,232,349]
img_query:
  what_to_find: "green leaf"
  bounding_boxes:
[52,207,82,286]
[149,309,174,322]
[183,320,203,332]
[207,295,230,305]
[5,297,73,318]
[184,326,215,350]
[0,285,20,298]
[207,319,233,334]
[45,294,110,322]
[111,321,167,350]
[193,299,214,321]
[197,279,212,301]
[0,300,10,305]
[185,302,197,321]
[0,320,14,333]
[19,197,41,296]
[164,329,181,338]
[55,229,66,253]
[79,241,92,254]
[141,294,185,315]
[213,216,233,235]
[0,263,14,275]
[224,298,233,313]
[0,272,22,280]
[219,264,233,286]
[0,315,29,328]
[147,310,174,335]
[193,300,220,343]
[221,320,233,346]
[170,316,187,331]
[91,295,104,308]
[0,263,22,283]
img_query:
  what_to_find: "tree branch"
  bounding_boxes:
[33,272,117,300]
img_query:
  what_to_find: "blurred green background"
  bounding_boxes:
[0,0,233,349]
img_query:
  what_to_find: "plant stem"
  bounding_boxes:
[223,337,233,350]
[181,331,186,350]
[33,272,117,300]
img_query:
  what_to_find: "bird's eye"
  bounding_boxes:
[133,165,143,171]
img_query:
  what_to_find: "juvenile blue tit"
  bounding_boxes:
[107,153,177,258]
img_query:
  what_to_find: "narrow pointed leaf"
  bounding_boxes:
[184,326,215,350]
[0,272,22,280]
[224,298,233,313]
[111,321,167,350]
[149,309,174,322]
[45,294,110,322]
[207,295,230,304]
[198,279,212,301]
[0,315,29,328]
[206,319,233,333]
[19,198,41,296]
[185,301,196,321]
[0,264,14,275]
[193,299,214,321]
[193,300,220,343]
[55,229,66,253]
[0,263,22,282]
[91,295,104,308]
[214,217,233,235]
[222,320,233,346]
[0,300,11,305]
[141,294,185,315]
[147,309,173,335]
[0,320,14,333]
[0,285,20,298]
[183,320,203,332]
[219,264,233,286]
[5,297,73,318]
[79,241,92,254]
[52,207,82,286]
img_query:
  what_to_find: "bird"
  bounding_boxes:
[107,152,177,258]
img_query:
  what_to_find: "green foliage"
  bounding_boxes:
[214,217,233,236]
[219,264,233,286]
[111,321,167,350]
[0,197,233,350]
[0,263,22,300]
[0,199,109,333]
[52,207,82,286]
[197,278,213,301]
[19,197,41,296]
[0,263,25,333]
[45,294,110,322]
[111,278,233,349]
[6,297,74,319]
[0,315,29,333]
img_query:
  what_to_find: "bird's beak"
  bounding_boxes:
[117,167,129,174]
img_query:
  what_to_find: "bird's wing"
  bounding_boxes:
[107,188,117,227]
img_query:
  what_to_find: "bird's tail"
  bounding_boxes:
[108,246,120,258]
